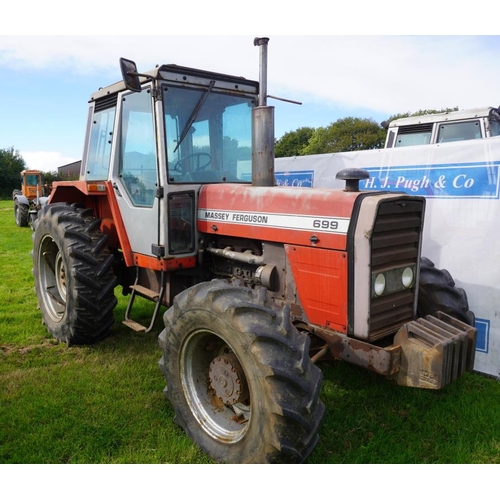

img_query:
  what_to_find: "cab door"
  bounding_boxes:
[111,86,161,258]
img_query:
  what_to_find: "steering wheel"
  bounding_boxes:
[172,153,212,173]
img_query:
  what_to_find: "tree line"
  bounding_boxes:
[0,147,26,199]
[275,108,458,158]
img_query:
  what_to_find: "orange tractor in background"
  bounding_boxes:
[32,38,476,463]
[13,169,49,228]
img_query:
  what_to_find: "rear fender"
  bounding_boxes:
[47,181,127,256]
[14,194,29,206]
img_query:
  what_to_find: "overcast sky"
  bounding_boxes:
[1,6,498,172]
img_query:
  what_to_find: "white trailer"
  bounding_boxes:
[276,106,500,378]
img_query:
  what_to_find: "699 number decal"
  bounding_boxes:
[312,219,339,231]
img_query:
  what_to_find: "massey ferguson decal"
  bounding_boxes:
[198,209,350,234]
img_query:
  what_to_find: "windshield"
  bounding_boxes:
[163,85,254,183]
[25,174,40,186]
[394,124,433,148]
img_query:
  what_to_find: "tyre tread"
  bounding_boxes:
[33,202,117,345]
[159,279,324,463]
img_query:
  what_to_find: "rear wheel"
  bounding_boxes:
[418,257,475,325]
[14,199,28,227]
[32,203,118,345]
[159,279,325,463]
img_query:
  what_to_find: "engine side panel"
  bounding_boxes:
[285,245,348,332]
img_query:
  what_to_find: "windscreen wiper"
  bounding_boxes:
[174,80,215,153]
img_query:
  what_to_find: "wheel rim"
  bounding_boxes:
[180,329,251,443]
[38,234,67,323]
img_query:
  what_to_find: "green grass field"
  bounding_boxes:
[1,199,500,464]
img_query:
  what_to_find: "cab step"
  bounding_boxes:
[123,267,168,334]
[122,319,147,333]
[129,284,160,300]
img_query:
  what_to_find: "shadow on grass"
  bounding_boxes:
[308,360,500,464]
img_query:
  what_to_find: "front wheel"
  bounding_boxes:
[14,199,28,227]
[32,203,118,345]
[418,257,475,325]
[159,280,325,463]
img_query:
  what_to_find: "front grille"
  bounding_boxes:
[369,198,424,342]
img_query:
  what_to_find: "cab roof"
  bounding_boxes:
[89,63,259,103]
[388,107,495,128]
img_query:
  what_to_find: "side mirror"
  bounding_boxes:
[119,57,142,92]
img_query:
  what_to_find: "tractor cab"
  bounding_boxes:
[86,62,257,186]
[384,106,500,148]
[21,170,45,199]
[77,61,259,262]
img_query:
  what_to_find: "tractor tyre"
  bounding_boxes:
[14,199,29,227]
[159,279,325,464]
[29,212,38,232]
[418,257,475,326]
[32,203,118,345]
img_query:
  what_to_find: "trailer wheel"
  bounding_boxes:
[418,257,475,325]
[159,280,325,463]
[14,199,29,227]
[32,203,118,345]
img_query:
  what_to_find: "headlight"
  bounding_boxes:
[372,265,417,298]
[402,267,414,288]
[373,273,386,296]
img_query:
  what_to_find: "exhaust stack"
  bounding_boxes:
[252,37,275,187]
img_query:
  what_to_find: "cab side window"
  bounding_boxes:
[489,120,500,137]
[437,121,482,143]
[120,89,158,207]
[86,102,116,181]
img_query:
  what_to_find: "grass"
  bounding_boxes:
[1,198,500,464]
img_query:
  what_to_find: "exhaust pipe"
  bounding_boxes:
[252,37,275,187]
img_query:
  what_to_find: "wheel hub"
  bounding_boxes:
[54,251,67,302]
[209,353,248,406]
